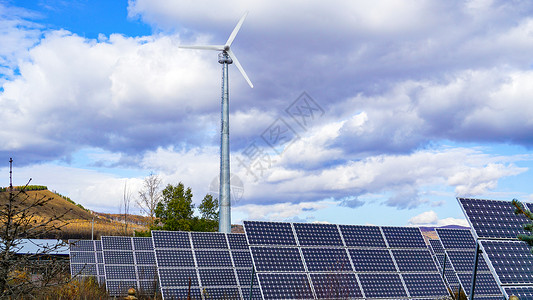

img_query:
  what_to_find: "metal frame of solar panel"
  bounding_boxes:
[435,228,502,298]
[69,239,105,284]
[101,236,157,296]
[152,231,258,300]
[243,221,449,300]
[458,197,533,299]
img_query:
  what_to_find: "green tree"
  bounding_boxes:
[512,198,533,252]
[154,182,195,231]
[196,194,219,232]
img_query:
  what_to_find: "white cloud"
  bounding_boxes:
[233,200,332,222]
[408,210,469,227]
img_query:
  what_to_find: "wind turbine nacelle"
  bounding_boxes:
[218,52,233,64]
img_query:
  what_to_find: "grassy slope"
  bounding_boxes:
[0,190,94,221]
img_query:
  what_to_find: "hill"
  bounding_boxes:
[0,189,147,240]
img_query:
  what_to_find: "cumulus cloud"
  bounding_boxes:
[408,210,469,227]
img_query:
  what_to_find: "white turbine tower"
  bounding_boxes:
[180,12,253,233]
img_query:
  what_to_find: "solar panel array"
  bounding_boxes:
[152,231,260,300]
[101,236,158,296]
[244,221,449,299]
[69,240,105,284]
[458,197,533,299]
[428,238,461,293]
[435,228,502,298]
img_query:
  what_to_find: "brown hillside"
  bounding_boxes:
[0,189,94,221]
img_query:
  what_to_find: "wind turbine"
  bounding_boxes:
[180,12,253,233]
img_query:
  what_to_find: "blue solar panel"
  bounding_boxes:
[69,239,105,284]
[436,228,476,249]
[152,231,190,248]
[402,273,449,297]
[458,198,530,239]
[202,287,240,299]
[236,268,258,287]
[358,273,408,298]
[195,250,233,267]
[198,268,238,286]
[382,226,427,248]
[504,286,533,299]
[457,272,501,296]
[447,250,490,272]
[101,237,157,296]
[250,247,305,272]
[480,240,533,285]
[158,269,198,286]
[240,287,262,300]
[293,223,343,246]
[392,249,437,272]
[258,273,313,299]
[309,273,363,299]
[227,233,249,250]
[161,288,202,299]
[231,251,253,268]
[349,249,396,272]
[191,232,228,249]
[155,249,195,267]
[244,221,297,246]
[429,239,445,255]
[301,248,352,272]
[339,225,386,247]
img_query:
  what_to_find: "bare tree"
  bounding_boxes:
[119,180,132,235]
[136,173,162,226]
[0,158,71,298]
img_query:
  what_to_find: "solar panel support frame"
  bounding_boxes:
[468,241,480,300]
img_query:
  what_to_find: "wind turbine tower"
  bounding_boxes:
[180,13,253,233]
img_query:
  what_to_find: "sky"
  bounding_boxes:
[1,0,533,227]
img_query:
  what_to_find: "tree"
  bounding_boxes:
[154,182,195,231]
[0,158,71,298]
[512,198,533,252]
[136,173,162,226]
[197,194,219,232]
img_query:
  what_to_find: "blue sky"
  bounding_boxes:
[2,0,533,227]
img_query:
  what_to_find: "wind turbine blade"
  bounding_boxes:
[179,45,225,51]
[226,12,248,47]
[227,49,253,88]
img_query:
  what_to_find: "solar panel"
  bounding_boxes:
[101,236,157,296]
[392,249,437,272]
[243,221,296,246]
[244,221,448,299]
[480,240,533,285]
[429,239,445,255]
[402,273,449,297]
[447,250,490,272]
[293,223,343,246]
[381,226,427,248]
[152,231,254,300]
[436,228,476,249]
[69,239,105,284]
[339,224,386,247]
[504,286,533,299]
[309,273,362,299]
[458,197,530,239]
[456,272,501,296]
[258,273,313,300]
[358,273,408,298]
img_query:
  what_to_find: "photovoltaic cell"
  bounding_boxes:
[191,232,228,249]
[458,198,530,239]
[392,249,437,272]
[480,240,533,285]
[293,223,343,246]
[101,237,157,296]
[429,239,445,255]
[153,231,253,300]
[457,272,501,296]
[436,228,476,249]
[309,273,363,299]
[258,273,313,300]
[339,225,386,248]
[447,250,490,272]
[358,273,408,298]
[349,249,396,272]
[402,273,449,297]
[382,226,427,248]
[69,239,105,284]
[243,221,296,246]
[250,247,305,272]
[301,248,352,272]
[504,286,533,299]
